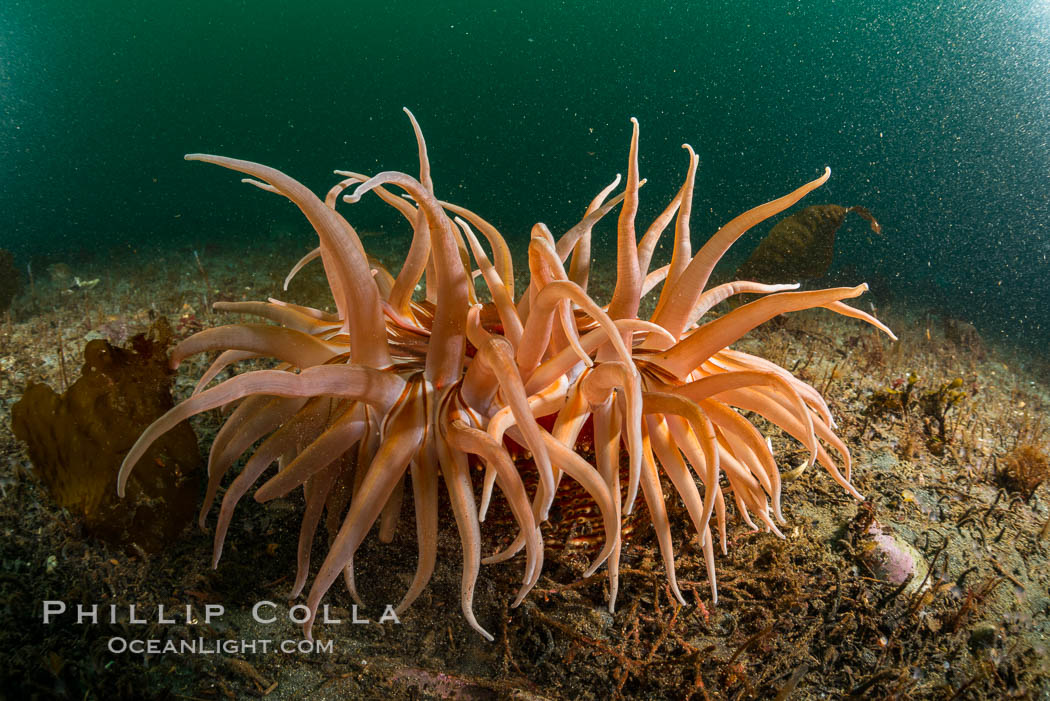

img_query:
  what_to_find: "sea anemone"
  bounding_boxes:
[118,109,895,640]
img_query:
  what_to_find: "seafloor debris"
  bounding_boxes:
[0,248,21,312]
[61,276,100,294]
[919,377,967,454]
[866,371,920,417]
[11,317,201,553]
[943,316,987,360]
[46,262,73,287]
[863,373,970,455]
[997,444,1050,501]
[736,204,880,283]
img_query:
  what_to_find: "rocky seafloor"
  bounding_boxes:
[1,234,1049,700]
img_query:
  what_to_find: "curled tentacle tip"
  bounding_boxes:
[116,471,129,498]
[629,116,639,125]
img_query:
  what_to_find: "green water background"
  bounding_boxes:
[1,0,1047,348]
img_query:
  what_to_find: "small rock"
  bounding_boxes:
[857,519,928,595]
[968,622,999,652]
[47,262,73,286]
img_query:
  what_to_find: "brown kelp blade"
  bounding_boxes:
[735,204,881,283]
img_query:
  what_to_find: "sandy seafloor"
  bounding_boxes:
[1,231,1049,700]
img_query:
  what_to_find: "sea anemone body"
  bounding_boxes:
[118,110,894,640]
